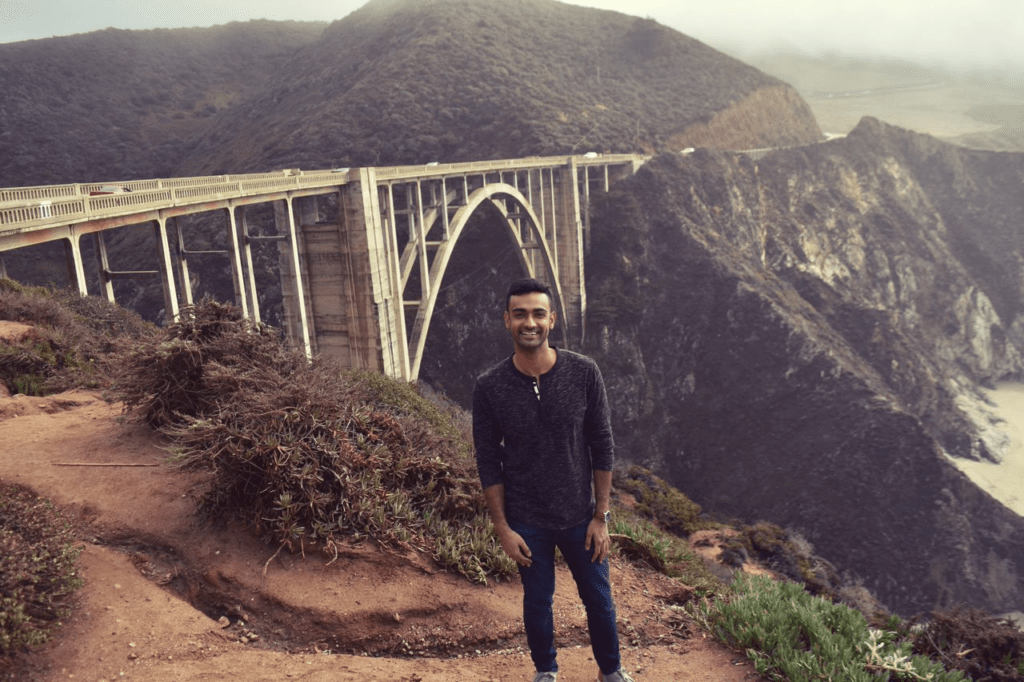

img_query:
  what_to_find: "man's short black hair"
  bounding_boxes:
[505,278,553,310]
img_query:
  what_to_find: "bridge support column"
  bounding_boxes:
[552,161,586,348]
[276,198,312,357]
[238,209,261,324]
[173,217,194,307]
[153,216,180,323]
[297,170,408,378]
[224,207,249,319]
[94,232,115,303]
[62,231,88,296]
[341,168,409,378]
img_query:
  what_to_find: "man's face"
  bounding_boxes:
[504,291,556,351]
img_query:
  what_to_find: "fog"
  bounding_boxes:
[3,0,1022,74]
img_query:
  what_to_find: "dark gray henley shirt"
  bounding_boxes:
[473,348,615,530]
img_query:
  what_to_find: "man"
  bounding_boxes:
[473,277,635,682]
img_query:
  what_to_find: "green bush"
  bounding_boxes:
[0,482,82,667]
[692,573,967,682]
[609,514,721,598]
[613,465,711,536]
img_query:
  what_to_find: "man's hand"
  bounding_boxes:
[497,527,533,567]
[585,518,611,563]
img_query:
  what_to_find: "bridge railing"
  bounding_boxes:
[372,153,644,181]
[0,172,352,232]
[0,155,647,235]
[0,168,320,206]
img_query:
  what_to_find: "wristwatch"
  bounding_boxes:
[594,510,611,523]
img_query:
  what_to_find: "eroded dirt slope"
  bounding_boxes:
[0,388,766,681]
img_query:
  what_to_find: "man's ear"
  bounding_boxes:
[503,310,511,329]
[550,311,556,329]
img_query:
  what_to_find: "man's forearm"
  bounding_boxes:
[593,469,612,514]
[482,483,510,531]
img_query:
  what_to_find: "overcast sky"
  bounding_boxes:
[1,0,1022,72]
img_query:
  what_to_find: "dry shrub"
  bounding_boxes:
[0,482,82,670]
[913,607,1024,681]
[0,280,154,395]
[115,298,299,427]
[116,300,512,582]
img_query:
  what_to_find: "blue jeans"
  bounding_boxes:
[509,519,621,675]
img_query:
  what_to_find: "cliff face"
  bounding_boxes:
[581,117,1024,615]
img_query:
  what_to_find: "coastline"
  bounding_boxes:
[951,382,1024,517]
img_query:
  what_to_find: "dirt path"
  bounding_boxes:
[0,389,766,681]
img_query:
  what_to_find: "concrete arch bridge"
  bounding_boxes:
[0,154,646,380]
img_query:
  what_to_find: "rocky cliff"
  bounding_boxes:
[581,117,1024,615]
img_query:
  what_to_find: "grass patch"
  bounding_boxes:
[614,465,714,536]
[691,573,969,682]
[609,514,722,598]
[0,482,82,670]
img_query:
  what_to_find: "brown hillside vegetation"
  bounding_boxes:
[6,288,1024,680]
[179,0,821,174]
[0,20,326,187]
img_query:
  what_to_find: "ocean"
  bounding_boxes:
[952,382,1024,517]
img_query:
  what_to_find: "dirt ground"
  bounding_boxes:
[0,323,767,682]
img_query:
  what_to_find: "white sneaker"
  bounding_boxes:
[532,673,558,682]
[598,669,635,682]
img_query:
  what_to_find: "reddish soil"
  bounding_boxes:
[0,380,768,681]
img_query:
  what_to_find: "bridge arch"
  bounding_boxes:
[406,182,564,379]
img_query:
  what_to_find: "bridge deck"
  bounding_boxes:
[0,154,645,241]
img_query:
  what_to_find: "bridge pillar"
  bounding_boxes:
[276,198,312,357]
[238,208,262,324]
[93,232,115,303]
[224,207,249,319]
[173,217,194,307]
[293,170,408,379]
[152,216,180,323]
[62,231,88,296]
[552,160,586,348]
[340,168,408,378]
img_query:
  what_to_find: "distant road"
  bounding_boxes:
[806,80,947,100]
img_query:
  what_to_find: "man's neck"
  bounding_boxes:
[513,345,557,378]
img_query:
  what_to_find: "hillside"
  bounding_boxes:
[176,0,821,174]
[576,117,1024,616]
[0,387,763,682]
[0,20,326,187]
